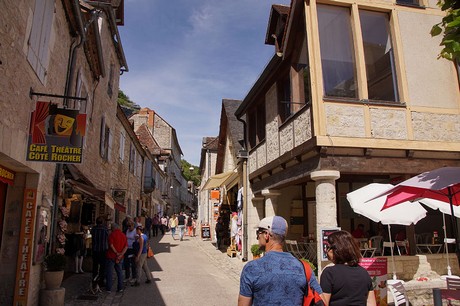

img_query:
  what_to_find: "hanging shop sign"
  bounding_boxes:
[0,164,15,185]
[26,101,86,163]
[13,189,38,306]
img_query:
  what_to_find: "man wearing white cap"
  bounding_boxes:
[238,215,323,306]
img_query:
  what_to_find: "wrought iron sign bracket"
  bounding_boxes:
[29,88,87,101]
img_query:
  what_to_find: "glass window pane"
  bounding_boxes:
[317,5,357,98]
[360,10,398,102]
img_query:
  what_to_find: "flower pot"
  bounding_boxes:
[44,270,64,289]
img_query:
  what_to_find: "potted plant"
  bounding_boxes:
[251,244,263,259]
[43,253,66,289]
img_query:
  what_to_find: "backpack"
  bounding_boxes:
[300,260,324,306]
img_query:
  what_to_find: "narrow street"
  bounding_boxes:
[64,232,245,306]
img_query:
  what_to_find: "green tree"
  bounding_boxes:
[181,160,201,186]
[431,0,460,61]
[117,89,140,112]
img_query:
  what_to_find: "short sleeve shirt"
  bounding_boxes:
[320,264,372,306]
[239,251,307,306]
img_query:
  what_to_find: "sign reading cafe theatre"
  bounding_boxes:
[26,101,86,163]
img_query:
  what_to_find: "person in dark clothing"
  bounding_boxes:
[215,217,224,250]
[145,216,152,238]
[91,216,109,288]
[177,212,186,241]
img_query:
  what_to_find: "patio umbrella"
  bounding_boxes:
[420,198,460,278]
[347,183,428,280]
[375,167,460,264]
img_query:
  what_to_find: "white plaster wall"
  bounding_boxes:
[398,11,460,109]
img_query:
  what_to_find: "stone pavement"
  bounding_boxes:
[63,232,246,306]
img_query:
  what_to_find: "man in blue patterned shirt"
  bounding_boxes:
[238,216,323,306]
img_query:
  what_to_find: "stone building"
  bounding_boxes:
[198,137,218,225]
[0,0,151,304]
[233,0,460,279]
[130,108,193,214]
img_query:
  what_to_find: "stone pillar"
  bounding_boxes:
[261,189,281,217]
[311,170,340,273]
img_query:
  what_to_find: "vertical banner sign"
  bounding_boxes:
[320,227,341,261]
[26,101,86,163]
[360,257,388,306]
[13,189,38,306]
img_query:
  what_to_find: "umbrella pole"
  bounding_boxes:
[388,224,397,280]
[442,213,452,276]
[448,187,460,266]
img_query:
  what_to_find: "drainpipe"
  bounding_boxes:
[237,116,248,261]
[50,0,86,253]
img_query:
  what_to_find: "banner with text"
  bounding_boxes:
[26,101,86,163]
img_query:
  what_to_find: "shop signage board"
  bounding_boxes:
[320,227,341,261]
[201,225,211,239]
[13,189,38,306]
[26,101,86,163]
[360,257,388,306]
[0,164,15,185]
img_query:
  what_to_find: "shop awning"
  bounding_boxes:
[105,193,115,210]
[66,179,105,201]
[202,170,238,190]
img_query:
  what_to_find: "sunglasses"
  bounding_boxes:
[256,229,267,239]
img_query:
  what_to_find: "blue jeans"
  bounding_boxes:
[171,227,176,239]
[178,225,185,240]
[106,258,123,292]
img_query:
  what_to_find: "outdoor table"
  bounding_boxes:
[416,243,443,254]
[360,247,376,257]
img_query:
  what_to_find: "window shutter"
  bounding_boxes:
[100,117,106,158]
[107,128,113,162]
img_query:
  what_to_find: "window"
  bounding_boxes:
[317,5,357,99]
[248,101,266,149]
[129,143,135,173]
[100,117,111,161]
[396,0,421,6]
[107,63,114,98]
[360,10,398,102]
[317,4,399,103]
[119,131,125,161]
[27,0,54,83]
[278,74,292,122]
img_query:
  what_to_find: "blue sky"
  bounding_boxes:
[118,0,290,166]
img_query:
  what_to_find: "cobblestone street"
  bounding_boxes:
[63,232,246,306]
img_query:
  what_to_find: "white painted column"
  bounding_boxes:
[261,189,281,217]
[311,170,340,273]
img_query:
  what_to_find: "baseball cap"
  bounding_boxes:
[256,216,288,236]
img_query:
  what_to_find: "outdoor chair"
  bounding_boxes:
[383,241,395,256]
[369,236,383,255]
[446,277,460,306]
[388,281,409,306]
[285,240,304,259]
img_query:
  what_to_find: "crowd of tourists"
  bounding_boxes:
[90,212,197,293]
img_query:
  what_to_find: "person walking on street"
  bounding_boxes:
[91,217,108,288]
[133,225,153,286]
[145,215,152,239]
[238,216,323,306]
[187,214,193,237]
[160,215,168,235]
[177,212,186,241]
[106,223,127,293]
[169,214,177,240]
[215,217,224,250]
[124,221,138,284]
[152,214,160,237]
[320,230,376,306]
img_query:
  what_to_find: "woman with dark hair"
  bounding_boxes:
[320,230,376,306]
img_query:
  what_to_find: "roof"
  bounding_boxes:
[135,123,162,155]
[265,4,290,48]
[216,99,243,173]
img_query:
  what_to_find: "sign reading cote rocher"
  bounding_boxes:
[26,101,86,163]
